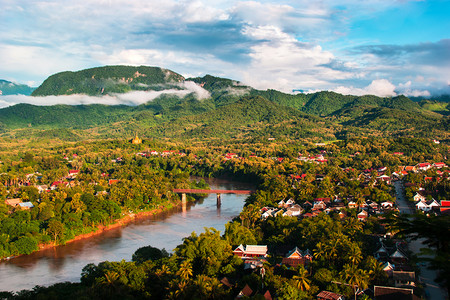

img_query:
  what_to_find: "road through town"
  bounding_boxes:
[393,180,448,300]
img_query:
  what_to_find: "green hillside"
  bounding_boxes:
[32,65,185,96]
[149,96,337,140]
[0,103,131,129]
[0,65,446,142]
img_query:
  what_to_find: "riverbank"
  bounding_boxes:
[1,201,181,261]
[41,202,180,250]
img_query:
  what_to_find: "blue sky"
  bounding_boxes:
[0,0,449,98]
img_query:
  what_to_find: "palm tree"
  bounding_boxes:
[366,256,388,285]
[103,270,120,286]
[346,242,363,266]
[155,264,171,278]
[176,260,193,282]
[343,217,363,236]
[292,266,311,291]
[340,263,369,299]
[314,242,327,261]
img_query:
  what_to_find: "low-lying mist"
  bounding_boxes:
[0,81,211,108]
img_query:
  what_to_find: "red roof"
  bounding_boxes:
[317,290,344,300]
[417,163,431,167]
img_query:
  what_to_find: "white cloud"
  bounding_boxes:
[333,79,397,97]
[397,81,431,97]
[0,0,448,97]
[0,81,210,108]
[238,25,355,92]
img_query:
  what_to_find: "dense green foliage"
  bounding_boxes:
[0,136,448,299]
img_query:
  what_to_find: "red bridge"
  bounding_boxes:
[173,189,254,194]
[173,189,254,206]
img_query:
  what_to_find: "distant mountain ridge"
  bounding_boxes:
[0,65,447,141]
[0,79,35,95]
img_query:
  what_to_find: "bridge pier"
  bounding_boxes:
[181,193,187,205]
[217,193,221,207]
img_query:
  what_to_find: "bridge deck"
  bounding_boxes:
[173,189,254,194]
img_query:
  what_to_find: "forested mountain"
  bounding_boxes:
[32,66,185,96]
[0,65,447,141]
[0,80,35,95]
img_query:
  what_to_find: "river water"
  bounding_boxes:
[0,178,251,293]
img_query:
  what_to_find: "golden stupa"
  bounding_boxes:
[131,133,142,144]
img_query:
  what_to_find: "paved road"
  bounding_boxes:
[393,180,448,300]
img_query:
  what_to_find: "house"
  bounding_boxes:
[51,181,69,190]
[414,200,429,211]
[243,259,264,270]
[5,198,22,207]
[367,201,379,210]
[18,202,34,210]
[331,202,345,210]
[317,290,345,300]
[233,244,268,258]
[381,201,394,209]
[220,277,233,288]
[36,185,49,193]
[393,271,415,288]
[348,201,358,209]
[433,162,447,169]
[108,179,119,185]
[263,290,273,300]
[415,163,431,172]
[283,205,303,217]
[377,175,391,184]
[440,200,450,213]
[382,262,394,277]
[404,166,416,173]
[390,248,408,264]
[313,200,327,210]
[68,170,80,178]
[374,244,390,261]
[285,198,295,206]
[373,286,419,300]
[261,208,278,219]
[236,284,253,298]
[415,199,440,212]
[281,247,312,268]
[302,201,313,209]
[357,210,368,221]
[427,199,440,210]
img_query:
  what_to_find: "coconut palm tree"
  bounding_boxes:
[292,266,311,291]
[340,263,369,298]
[176,260,193,282]
[345,242,363,266]
[343,217,363,237]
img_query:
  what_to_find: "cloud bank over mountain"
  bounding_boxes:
[0,81,210,108]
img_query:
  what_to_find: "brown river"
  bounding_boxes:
[0,178,251,292]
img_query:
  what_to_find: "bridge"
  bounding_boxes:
[173,189,254,206]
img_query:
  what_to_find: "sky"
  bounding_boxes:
[0,0,449,102]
